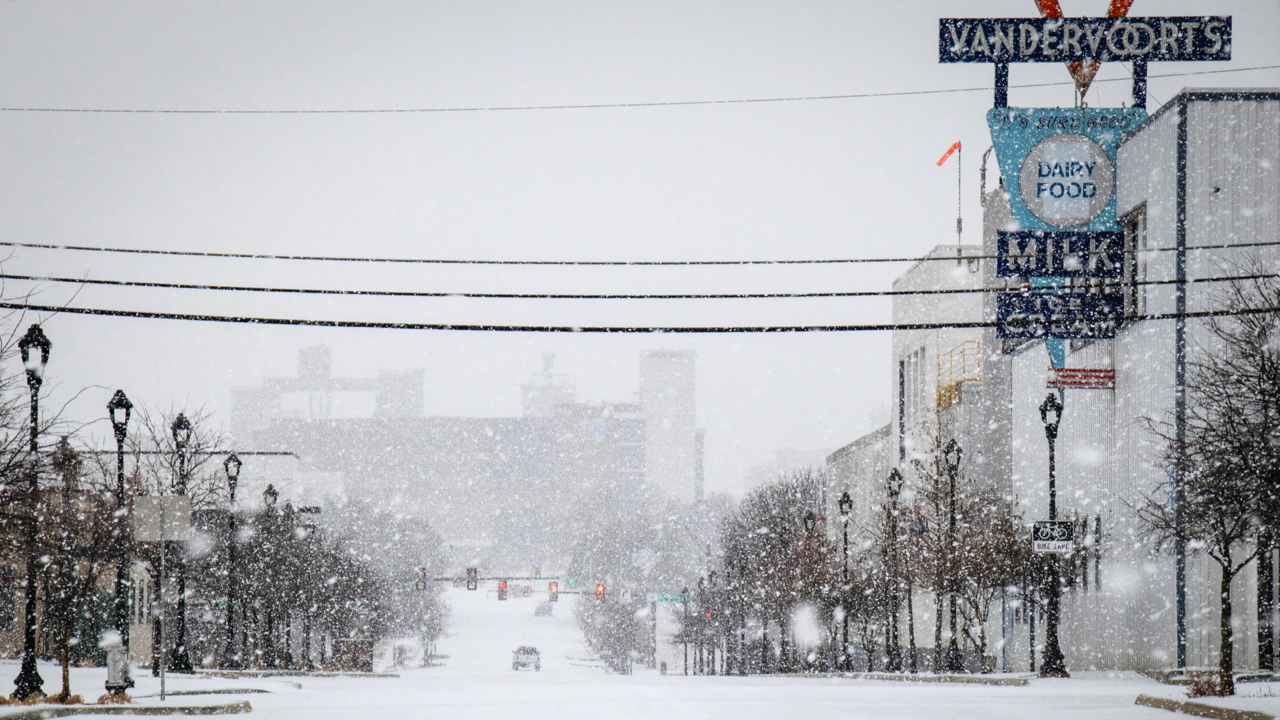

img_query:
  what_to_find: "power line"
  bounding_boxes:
[4,300,1277,334]
[0,65,1273,115]
[2,239,1276,268]
[3,271,1276,302]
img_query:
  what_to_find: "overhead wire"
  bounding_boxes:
[1,238,1276,268]
[0,64,1272,115]
[4,300,1278,334]
[2,271,1278,301]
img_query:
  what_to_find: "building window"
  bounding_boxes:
[1122,204,1147,317]
[903,346,929,424]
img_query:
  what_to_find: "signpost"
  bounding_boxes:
[1033,521,1075,554]
[939,17,1231,65]
[996,292,1123,339]
[997,231,1123,278]
[1047,367,1115,389]
[133,496,189,702]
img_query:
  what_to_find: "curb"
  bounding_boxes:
[196,670,396,679]
[0,700,252,719]
[1135,694,1274,720]
[845,672,1031,686]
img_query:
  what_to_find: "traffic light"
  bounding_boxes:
[498,580,508,601]
[415,567,427,591]
[466,567,478,591]
[548,582,558,602]
[596,583,605,602]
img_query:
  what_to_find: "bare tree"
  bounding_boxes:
[1139,271,1280,696]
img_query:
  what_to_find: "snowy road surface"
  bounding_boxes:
[5,585,1280,719]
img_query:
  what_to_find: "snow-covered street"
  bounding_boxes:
[7,585,1280,719]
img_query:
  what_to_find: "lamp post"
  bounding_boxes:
[222,454,241,670]
[106,390,134,695]
[886,468,904,672]
[942,439,963,673]
[838,491,852,671]
[1038,393,1069,678]
[168,413,193,674]
[12,324,50,700]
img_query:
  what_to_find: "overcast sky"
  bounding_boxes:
[5,0,1277,497]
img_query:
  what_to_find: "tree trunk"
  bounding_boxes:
[1219,564,1236,696]
[60,614,71,700]
[1259,533,1274,672]
[933,591,943,673]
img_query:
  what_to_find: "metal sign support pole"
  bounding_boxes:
[159,500,166,702]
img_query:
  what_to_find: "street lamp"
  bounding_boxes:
[13,324,50,700]
[222,454,242,670]
[106,390,134,696]
[838,491,852,671]
[886,468,904,672]
[168,413,193,673]
[1038,393,1069,678]
[942,439,963,673]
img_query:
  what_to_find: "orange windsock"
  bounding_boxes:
[937,141,961,166]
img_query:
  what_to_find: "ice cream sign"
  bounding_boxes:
[988,107,1142,232]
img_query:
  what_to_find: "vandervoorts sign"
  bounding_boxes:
[938,16,1230,64]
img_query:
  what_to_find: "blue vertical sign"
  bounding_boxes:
[988,107,1145,232]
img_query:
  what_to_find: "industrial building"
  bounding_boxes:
[823,89,1280,672]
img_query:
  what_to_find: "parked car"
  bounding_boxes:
[534,602,553,617]
[513,646,540,671]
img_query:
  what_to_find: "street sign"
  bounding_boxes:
[132,496,191,542]
[1048,367,1115,389]
[646,593,691,603]
[1033,520,1075,554]
[989,108,1144,232]
[939,17,1231,64]
[997,231,1123,278]
[997,292,1123,339]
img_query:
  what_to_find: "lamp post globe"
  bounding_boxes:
[167,413,193,674]
[106,390,135,695]
[222,454,241,669]
[942,439,963,673]
[13,324,50,700]
[1038,393,1069,678]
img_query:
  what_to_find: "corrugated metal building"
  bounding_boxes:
[825,88,1280,672]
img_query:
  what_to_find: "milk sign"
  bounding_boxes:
[988,107,1144,232]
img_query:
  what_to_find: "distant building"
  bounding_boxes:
[231,347,700,566]
[640,350,699,504]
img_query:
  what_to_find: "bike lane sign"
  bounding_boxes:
[1033,520,1074,554]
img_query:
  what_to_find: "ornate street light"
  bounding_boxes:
[222,454,242,669]
[106,390,134,696]
[13,324,50,700]
[838,491,852,671]
[168,413,193,673]
[942,439,963,673]
[886,468,904,672]
[1038,393,1069,678]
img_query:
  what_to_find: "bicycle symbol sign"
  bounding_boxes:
[1033,520,1074,554]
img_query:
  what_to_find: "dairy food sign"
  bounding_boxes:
[939,17,1230,64]
[988,107,1144,232]
[1020,133,1114,227]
